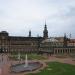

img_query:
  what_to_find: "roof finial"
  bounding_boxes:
[64,33,67,38]
[45,20,46,26]
[70,33,71,38]
[29,30,31,37]
[64,33,66,36]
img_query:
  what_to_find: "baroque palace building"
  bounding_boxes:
[0,23,75,54]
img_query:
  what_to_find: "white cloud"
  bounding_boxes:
[0,0,75,38]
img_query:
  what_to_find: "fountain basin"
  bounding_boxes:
[11,62,43,73]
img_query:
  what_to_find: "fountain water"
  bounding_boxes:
[24,54,28,67]
[18,53,20,60]
[11,54,43,73]
[0,68,2,75]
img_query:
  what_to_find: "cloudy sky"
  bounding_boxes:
[0,0,75,38]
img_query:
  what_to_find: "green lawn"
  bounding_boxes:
[28,62,75,75]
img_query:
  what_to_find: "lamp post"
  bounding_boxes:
[49,37,51,56]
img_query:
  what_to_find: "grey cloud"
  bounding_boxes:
[0,0,75,38]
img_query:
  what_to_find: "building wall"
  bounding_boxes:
[39,38,75,55]
[0,31,75,55]
[0,31,43,53]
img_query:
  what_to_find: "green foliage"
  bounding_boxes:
[9,53,47,60]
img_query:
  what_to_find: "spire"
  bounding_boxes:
[64,33,67,41]
[29,30,31,37]
[63,33,67,47]
[43,21,48,39]
[45,20,47,29]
